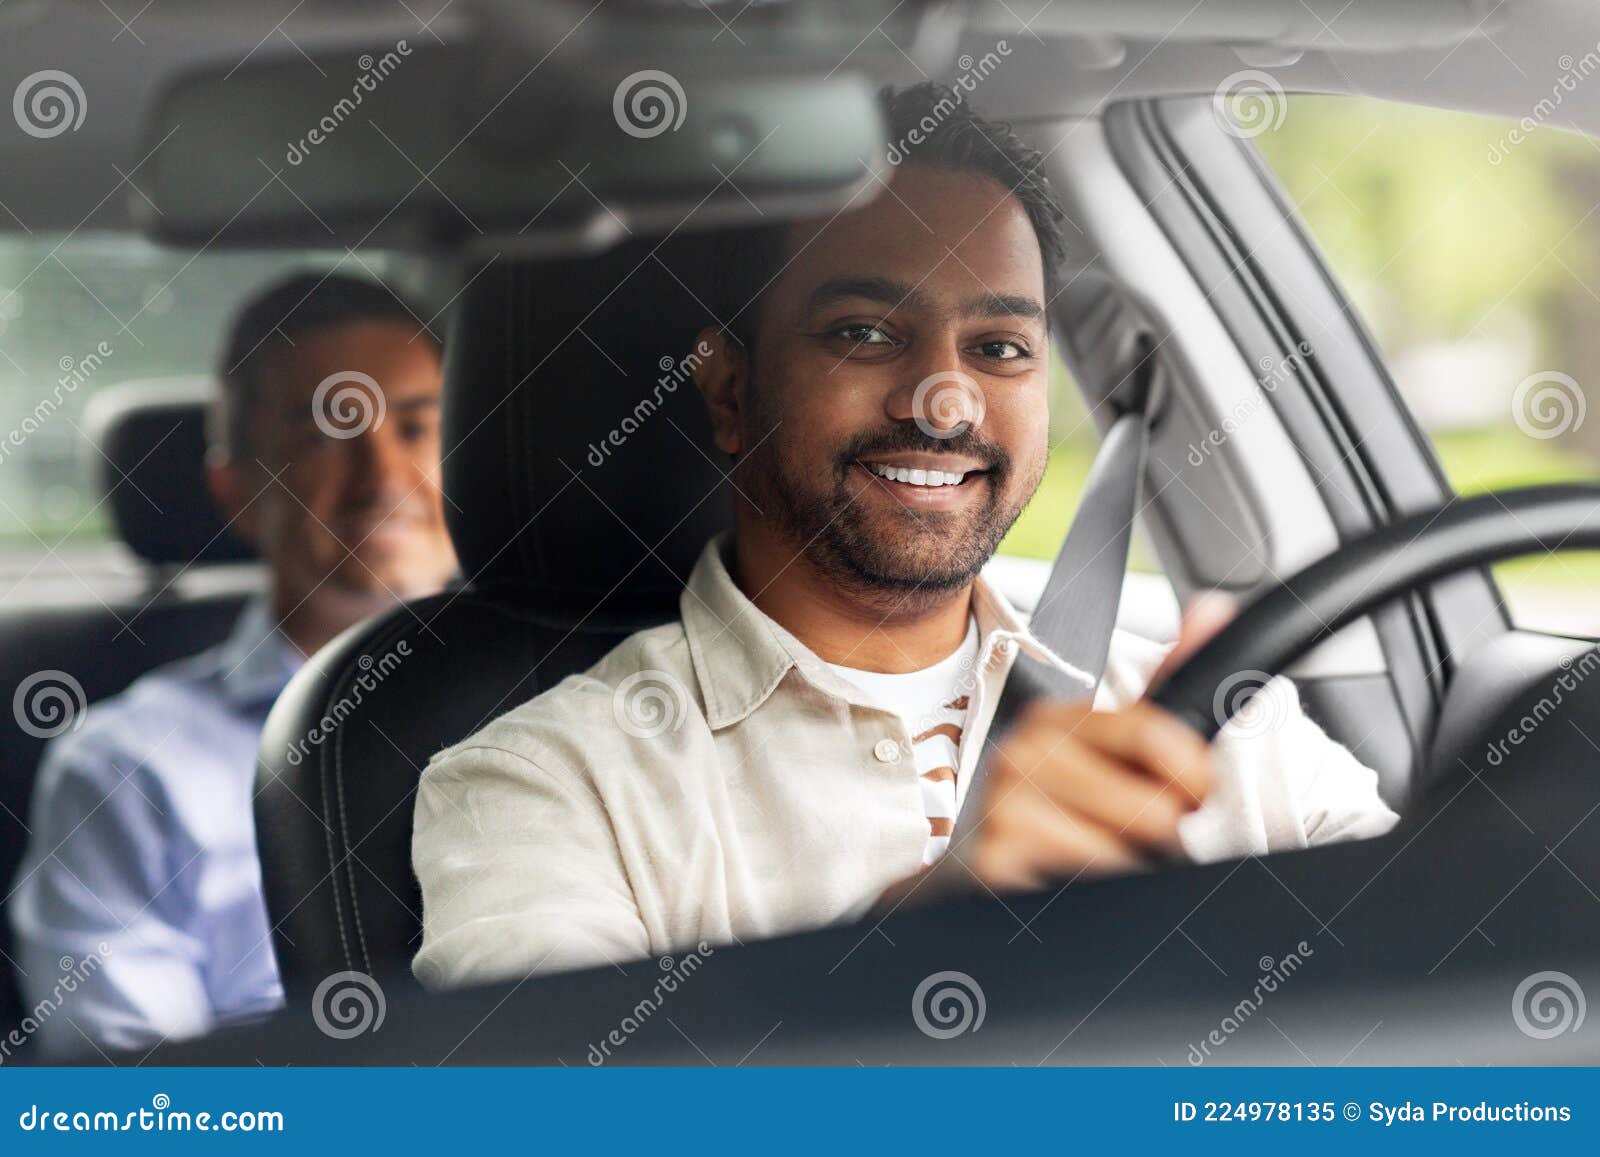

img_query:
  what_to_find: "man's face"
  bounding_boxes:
[233,319,457,617]
[735,165,1051,605]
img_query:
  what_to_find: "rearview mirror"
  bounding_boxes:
[135,3,928,251]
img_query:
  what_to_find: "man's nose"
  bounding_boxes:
[884,338,986,437]
[345,418,416,504]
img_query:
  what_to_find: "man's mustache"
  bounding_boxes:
[836,423,1009,475]
[335,496,435,527]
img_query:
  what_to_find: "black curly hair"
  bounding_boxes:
[694,81,1069,355]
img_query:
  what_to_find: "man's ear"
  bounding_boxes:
[205,452,261,547]
[691,326,748,456]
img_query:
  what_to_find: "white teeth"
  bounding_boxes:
[866,462,967,487]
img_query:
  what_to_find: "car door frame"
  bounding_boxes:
[1032,96,1512,806]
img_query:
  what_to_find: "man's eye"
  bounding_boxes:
[833,323,895,346]
[975,339,1030,361]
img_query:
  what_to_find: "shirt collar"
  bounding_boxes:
[218,595,304,708]
[679,534,1093,730]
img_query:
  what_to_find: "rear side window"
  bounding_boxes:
[0,235,404,551]
[1255,96,1600,638]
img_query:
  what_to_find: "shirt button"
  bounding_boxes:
[873,738,901,763]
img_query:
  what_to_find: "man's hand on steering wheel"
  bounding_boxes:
[969,594,1235,891]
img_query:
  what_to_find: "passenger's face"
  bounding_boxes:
[233,319,457,618]
[736,165,1050,600]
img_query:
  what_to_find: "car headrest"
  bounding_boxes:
[442,240,733,616]
[84,378,256,566]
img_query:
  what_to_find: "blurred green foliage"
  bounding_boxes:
[1258,96,1598,340]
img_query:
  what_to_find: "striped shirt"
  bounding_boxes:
[828,618,981,864]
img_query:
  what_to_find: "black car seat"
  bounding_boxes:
[254,239,732,1003]
[0,377,258,1031]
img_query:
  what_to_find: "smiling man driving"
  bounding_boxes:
[411,84,1397,988]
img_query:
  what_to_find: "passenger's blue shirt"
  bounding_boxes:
[8,598,301,1057]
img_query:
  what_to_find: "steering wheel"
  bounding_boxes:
[1148,484,1600,739]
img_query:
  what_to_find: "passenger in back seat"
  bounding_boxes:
[9,273,458,1055]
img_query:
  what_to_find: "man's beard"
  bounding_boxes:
[736,408,1043,612]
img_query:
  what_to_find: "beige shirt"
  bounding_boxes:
[412,535,1398,990]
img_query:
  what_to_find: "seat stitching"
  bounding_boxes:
[330,608,419,976]
[317,708,354,979]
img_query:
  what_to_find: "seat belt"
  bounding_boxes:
[948,349,1162,840]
